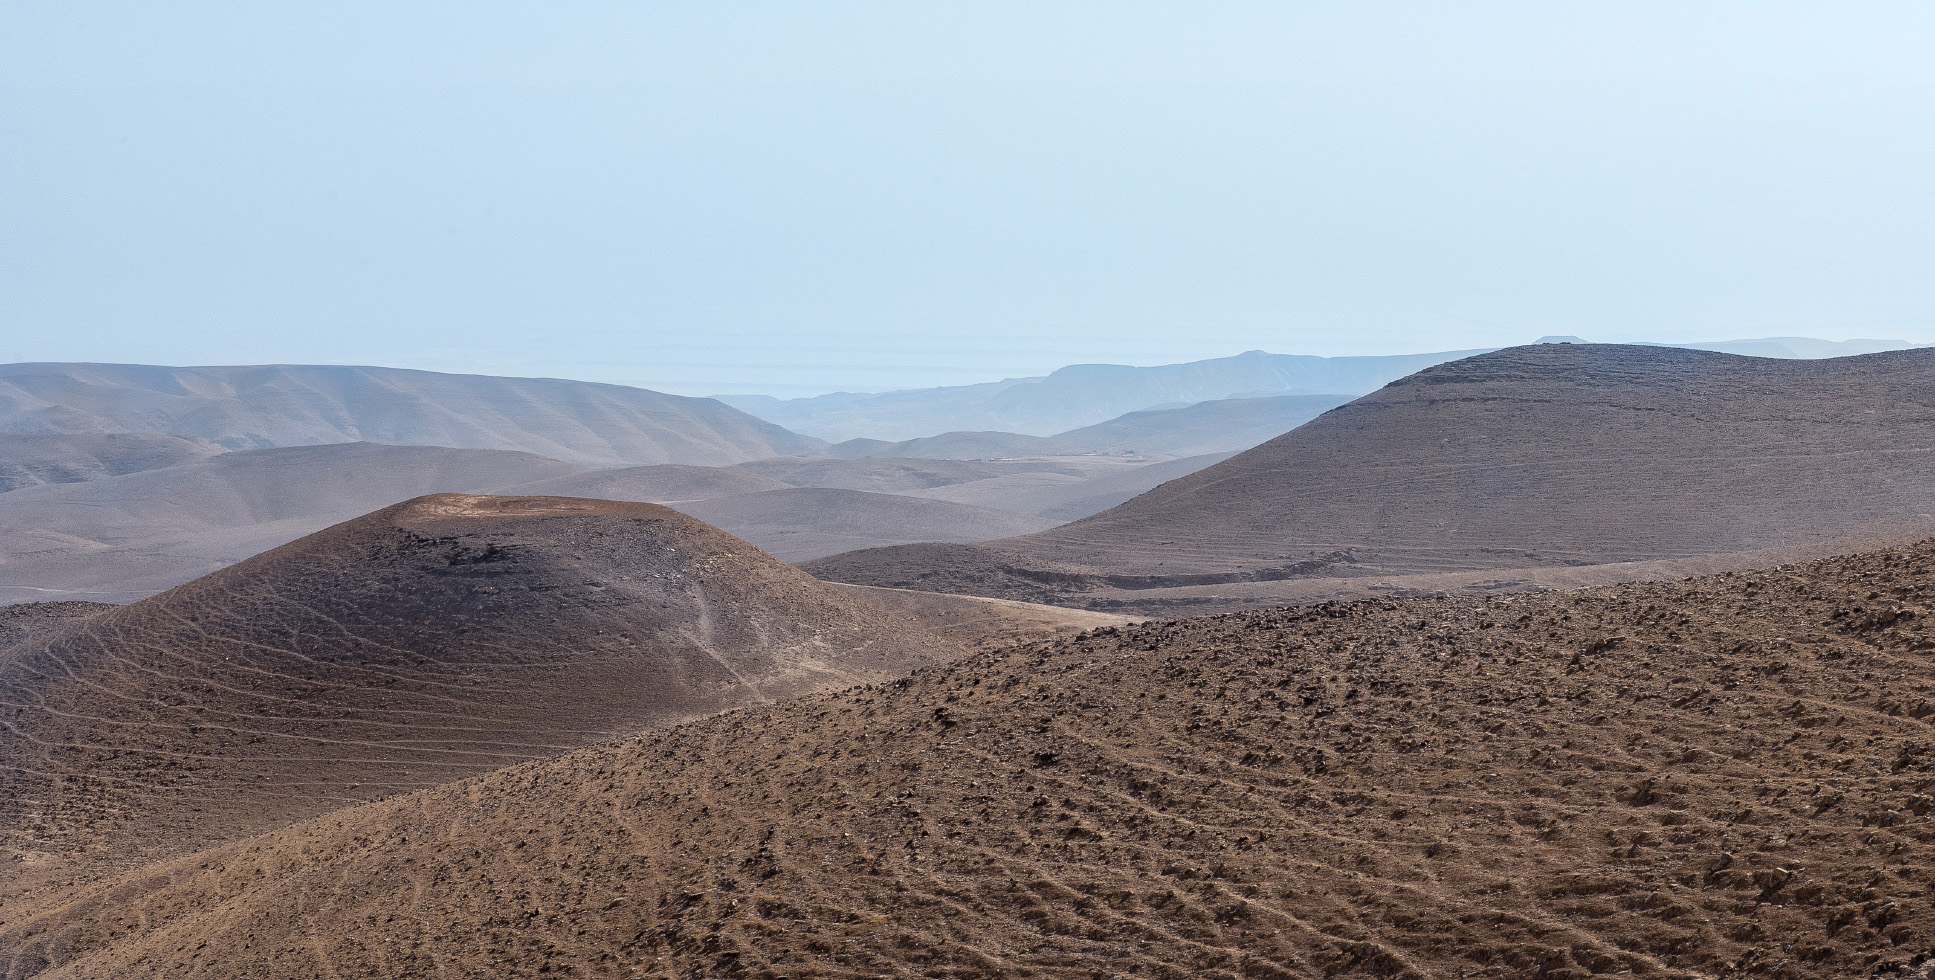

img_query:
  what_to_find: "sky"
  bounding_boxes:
[3,3,1932,397]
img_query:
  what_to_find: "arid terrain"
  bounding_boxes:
[10,539,1935,977]
[0,494,960,901]
[6,343,1935,978]
[808,345,1935,608]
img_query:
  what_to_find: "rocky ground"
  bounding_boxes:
[11,538,1935,978]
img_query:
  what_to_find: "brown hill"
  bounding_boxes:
[0,494,952,897]
[807,344,1935,604]
[12,540,1935,977]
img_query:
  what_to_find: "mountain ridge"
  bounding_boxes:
[0,362,823,466]
[806,343,1935,606]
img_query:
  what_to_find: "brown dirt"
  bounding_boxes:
[806,344,1935,605]
[0,494,957,904]
[13,540,1935,978]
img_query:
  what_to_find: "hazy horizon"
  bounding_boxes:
[6,3,1933,396]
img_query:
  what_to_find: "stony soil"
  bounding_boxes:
[12,540,1935,978]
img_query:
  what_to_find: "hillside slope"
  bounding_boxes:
[12,540,1935,978]
[0,362,823,466]
[0,494,951,894]
[808,344,1935,602]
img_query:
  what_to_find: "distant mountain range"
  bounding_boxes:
[720,337,1925,442]
[0,363,823,466]
[828,392,1352,460]
[718,348,1487,441]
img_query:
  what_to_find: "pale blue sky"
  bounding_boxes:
[3,3,1932,395]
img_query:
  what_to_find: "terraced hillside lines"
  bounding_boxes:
[16,543,1935,978]
[808,344,1935,605]
[0,602,108,652]
[0,494,953,897]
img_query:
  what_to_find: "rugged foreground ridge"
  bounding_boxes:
[11,540,1935,977]
[0,494,950,896]
[807,344,1935,605]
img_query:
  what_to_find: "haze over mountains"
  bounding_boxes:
[808,344,1935,608]
[0,363,821,466]
[0,433,226,493]
[0,445,1209,603]
[719,337,1923,442]
[3,339,1928,608]
[0,443,584,603]
[719,348,1485,441]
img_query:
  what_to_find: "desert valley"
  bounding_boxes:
[8,6,1933,975]
[4,341,1935,978]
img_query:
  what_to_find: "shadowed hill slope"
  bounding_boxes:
[13,541,1935,978]
[0,362,823,466]
[0,494,953,893]
[807,344,1935,603]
